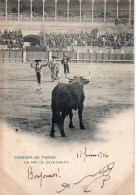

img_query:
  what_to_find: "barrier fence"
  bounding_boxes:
[0,50,23,62]
[0,50,134,63]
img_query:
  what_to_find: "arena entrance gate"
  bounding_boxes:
[23,35,43,47]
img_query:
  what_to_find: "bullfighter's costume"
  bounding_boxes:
[48,56,59,82]
[31,60,47,89]
[61,55,70,78]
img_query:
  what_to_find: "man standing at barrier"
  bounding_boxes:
[61,54,70,78]
[31,60,48,90]
[48,56,59,82]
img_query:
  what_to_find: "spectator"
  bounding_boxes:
[44,30,134,51]
[0,30,24,49]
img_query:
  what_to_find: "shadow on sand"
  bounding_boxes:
[5,103,132,143]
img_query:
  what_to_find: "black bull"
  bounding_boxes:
[50,77,90,137]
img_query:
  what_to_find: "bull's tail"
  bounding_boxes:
[51,85,61,125]
[52,111,60,124]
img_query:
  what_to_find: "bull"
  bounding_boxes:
[50,74,90,137]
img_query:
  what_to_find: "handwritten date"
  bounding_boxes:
[77,147,109,162]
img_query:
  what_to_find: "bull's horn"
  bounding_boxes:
[88,72,91,80]
[82,72,91,81]
[66,74,74,81]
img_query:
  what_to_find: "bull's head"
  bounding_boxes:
[67,72,91,85]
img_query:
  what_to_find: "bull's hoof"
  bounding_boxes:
[50,133,55,138]
[69,124,75,128]
[80,125,85,130]
[61,134,67,137]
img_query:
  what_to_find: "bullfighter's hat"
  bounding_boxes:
[64,54,70,58]
[35,59,41,62]
[52,56,57,59]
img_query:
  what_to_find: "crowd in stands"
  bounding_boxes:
[0,29,134,51]
[0,29,24,49]
[44,29,134,51]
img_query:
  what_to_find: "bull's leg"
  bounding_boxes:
[50,115,55,137]
[60,113,67,137]
[78,105,85,129]
[69,109,75,128]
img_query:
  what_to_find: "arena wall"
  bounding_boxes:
[0,50,134,64]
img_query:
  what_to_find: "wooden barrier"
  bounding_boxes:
[0,50,134,63]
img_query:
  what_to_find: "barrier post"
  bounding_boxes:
[9,50,10,62]
[57,51,59,59]
[48,51,52,62]
[3,50,4,62]
[23,48,26,63]
[15,50,17,62]
[76,50,80,63]
[89,52,91,63]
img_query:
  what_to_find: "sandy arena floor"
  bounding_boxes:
[0,61,134,143]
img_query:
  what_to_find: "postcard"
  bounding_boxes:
[0,0,134,194]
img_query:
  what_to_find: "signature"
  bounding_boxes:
[28,166,61,187]
[56,162,115,193]
[77,147,109,162]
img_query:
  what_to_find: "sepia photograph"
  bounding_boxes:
[0,0,134,194]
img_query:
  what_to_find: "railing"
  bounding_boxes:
[0,15,133,24]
